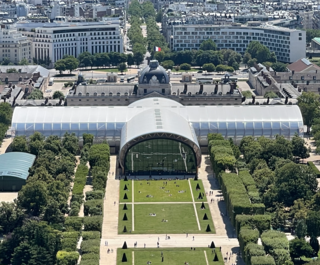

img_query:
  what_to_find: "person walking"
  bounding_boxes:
[193,236,194,241]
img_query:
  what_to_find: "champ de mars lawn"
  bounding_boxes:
[117,248,224,265]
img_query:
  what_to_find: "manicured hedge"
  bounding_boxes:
[236,215,271,236]
[307,161,320,178]
[86,190,104,200]
[244,243,265,265]
[84,199,103,216]
[81,239,100,254]
[83,216,102,232]
[261,230,289,254]
[239,170,256,187]
[81,253,100,261]
[251,256,276,265]
[56,251,79,265]
[208,133,224,143]
[239,228,259,255]
[271,248,290,265]
[62,231,80,239]
[61,237,78,252]
[69,194,83,216]
[64,217,83,232]
[82,231,101,240]
[80,260,99,265]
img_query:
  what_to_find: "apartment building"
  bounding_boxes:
[170,24,305,63]
[17,21,124,64]
[0,25,32,64]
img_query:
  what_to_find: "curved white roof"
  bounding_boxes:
[128,97,182,108]
[120,108,198,151]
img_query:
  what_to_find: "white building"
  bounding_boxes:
[17,21,124,64]
[170,24,306,63]
[0,25,32,64]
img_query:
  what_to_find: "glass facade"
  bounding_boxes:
[124,139,197,175]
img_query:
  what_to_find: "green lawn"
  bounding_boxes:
[118,203,132,234]
[94,68,127,73]
[119,180,132,203]
[171,68,199,72]
[134,204,199,234]
[196,203,215,234]
[190,180,207,202]
[117,248,224,265]
[134,180,192,202]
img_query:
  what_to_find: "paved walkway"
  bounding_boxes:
[100,155,242,265]
[0,137,12,154]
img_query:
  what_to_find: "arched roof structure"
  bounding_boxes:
[119,108,201,169]
[0,152,36,180]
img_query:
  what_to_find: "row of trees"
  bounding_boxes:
[0,58,30,66]
[0,102,12,145]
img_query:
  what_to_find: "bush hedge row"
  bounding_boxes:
[251,256,276,265]
[64,217,83,232]
[56,251,79,265]
[61,237,78,252]
[84,199,103,216]
[86,190,104,200]
[81,239,100,254]
[239,227,259,255]
[307,161,320,178]
[84,216,102,232]
[235,215,271,236]
[244,243,266,265]
[82,231,101,240]
[80,231,100,264]
[210,138,236,174]
[89,143,110,191]
[219,173,265,226]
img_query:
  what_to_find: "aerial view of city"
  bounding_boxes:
[1,0,320,264]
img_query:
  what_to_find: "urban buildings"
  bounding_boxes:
[0,24,32,64]
[168,24,305,63]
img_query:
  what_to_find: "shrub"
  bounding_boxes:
[81,239,100,254]
[64,217,83,232]
[84,199,103,216]
[161,60,174,69]
[180,63,191,70]
[84,216,102,232]
[61,237,78,251]
[261,230,289,254]
[86,190,104,200]
[271,248,290,265]
[82,231,101,240]
[236,215,271,236]
[239,228,259,254]
[244,243,265,265]
[80,260,99,265]
[62,232,80,239]
[56,251,79,265]
[251,256,276,265]
[307,161,320,178]
[239,170,256,187]
[81,253,99,261]
[207,133,224,142]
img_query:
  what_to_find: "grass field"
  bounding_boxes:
[190,180,207,202]
[117,248,224,265]
[134,204,198,234]
[134,180,192,202]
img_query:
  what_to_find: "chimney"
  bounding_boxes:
[292,70,295,75]
[5,76,8,84]
[285,97,288,104]
[183,84,187,94]
[267,97,270,104]
[199,84,203,94]
[59,97,63,105]
[214,82,218,94]
[252,96,255,104]
[45,98,48,105]
[242,96,246,102]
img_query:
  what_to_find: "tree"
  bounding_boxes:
[54,59,66,74]
[216,64,227,72]
[6,68,17,73]
[248,58,257,67]
[83,133,94,146]
[154,51,165,63]
[272,62,287,72]
[18,58,29,65]
[180,63,191,70]
[118,62,127,74]
[298,92,320,133]
[11,136,28,152]
[196,50,222,66]
[78,52,94,68]
[133,52,144,66]
[142,1,156,18]
[0,201,24,234]
[27,89,43,99]
[292,133,309,160]
[43,199,65,225]
[156,10,163,22]
[18,182,48,216]
[1,58,10,65]
[202,63,216,72]
[161,60,174,70]
[29,140,43,156]
[199,39,217,51]
[243,52,252,65]
[63,55,79,73]
[289,238,314,259]
[274,163,317,206]
[307,211,320,238]
[242,90,253,98]
[127,54,134,67]
[52,91,65,99]
[296,219,307,239]
[232,62,239,71]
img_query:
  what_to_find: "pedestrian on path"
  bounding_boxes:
[105,241,108,246]
[114,201,116,205]
[193,236,194,241]
[186,233,188,237]
[144,243,146,248]
[158,237,160,241]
